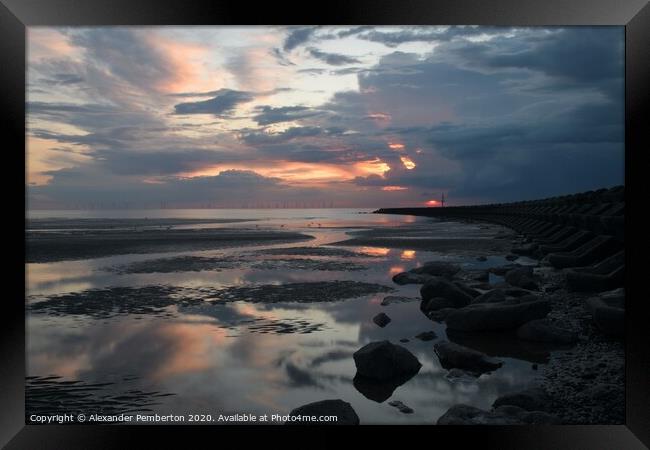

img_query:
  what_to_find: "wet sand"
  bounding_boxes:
[27,228,314,263]
[330,223,514,254]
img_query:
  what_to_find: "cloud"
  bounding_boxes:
[355,26,487,47]
[27,26,625,208]
[252,105,323,125]
[173,89,254,115]
[282,27,317,52]
[38,73,84,85]
[307,48,361,66]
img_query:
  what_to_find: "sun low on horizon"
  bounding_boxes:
[26,26,624,209]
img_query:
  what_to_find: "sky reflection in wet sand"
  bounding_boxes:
[26,212,545,424]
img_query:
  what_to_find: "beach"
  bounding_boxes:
[25,208,623,424]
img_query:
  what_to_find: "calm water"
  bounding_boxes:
[26,209,543,424]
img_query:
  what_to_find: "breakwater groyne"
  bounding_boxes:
[374,185,625,293]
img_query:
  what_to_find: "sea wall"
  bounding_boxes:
[375,185,625,291]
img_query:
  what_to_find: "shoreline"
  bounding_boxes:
[24,193,625,424]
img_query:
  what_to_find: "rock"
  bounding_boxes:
[427,308,456,322]
[505,267,539,290]
[601,287,625,301]
[445,368,478,383]
[381,296,417,306]
[505,254,519,261]
[373,312,391,328]
[467,270,490,282]
[504,287,534,298]
[415,330,437,341]
[286,399,359,425]
[453,281,481,298]
[492,388,552,412]
[445,300,551,331]
[436,404,559,425]
[516,319,577,344]
[476,256,488,262]
[488,264,521,276]
[420,277,473,307]
[585,294,624,337]
[410,261,461,278]
[353,341,422,381]
[353,374,409,403]
[392,272,431,285]
[388,400,414,414]
[471,289,506,304]
[420,296,456,313]
[434,341,503,374]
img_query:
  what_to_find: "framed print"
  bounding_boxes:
[2,0,649,448]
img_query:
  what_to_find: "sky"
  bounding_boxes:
[26,26,624,209]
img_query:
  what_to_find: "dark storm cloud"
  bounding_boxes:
[321,28,623,201]
[307,48,361,66]
[252,105,323,125]
[174,89,254,115]
[435,28,624,99]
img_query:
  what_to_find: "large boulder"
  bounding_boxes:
[353,374,406,403]
[420,296,456,313]
[392,272,431,285]
[353,341,422,381]
[410,261,461,278]
[436,404,559,425]
[434,341,503,375]
[286,399,359,425]
[426,307,457,322]
[505,267,539,291]
[453,281,481,299]
[471,289,506,304]
[445,300,551,332]
[516,319,577,345]
[420,277,473,307]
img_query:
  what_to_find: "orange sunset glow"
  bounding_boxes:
[400,156,416,170]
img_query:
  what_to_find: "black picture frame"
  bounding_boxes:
[3,0,649,448]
